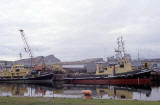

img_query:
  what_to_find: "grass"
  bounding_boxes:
[0,96,160,105]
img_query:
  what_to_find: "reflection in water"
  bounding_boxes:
[96,86,151,100]
[0,83,160,100]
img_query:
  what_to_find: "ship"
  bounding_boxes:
[0,30,65,84]
[0,64,54,84]
[65,37,152,85]
[0,63,66,84]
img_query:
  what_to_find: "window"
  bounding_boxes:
[153,64,158,67]
[120,64,124,68]
[16,69,20,72]
[99,70,104,73]
[144,63,148,68]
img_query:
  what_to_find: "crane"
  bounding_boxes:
[19,29,34,66]
[19,29,44,70]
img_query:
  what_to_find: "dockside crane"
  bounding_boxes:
[19,29,44,70]
[19,29,34,67]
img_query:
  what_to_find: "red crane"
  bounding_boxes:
[19,29,34,66]
[19,29,44,70]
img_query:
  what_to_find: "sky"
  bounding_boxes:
[0,0,160,61]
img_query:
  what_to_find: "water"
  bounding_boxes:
[0,83,160,101]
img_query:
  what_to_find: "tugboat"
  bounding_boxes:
[0,64,54,84]
[65,37,151,85]
[0,63,66,84]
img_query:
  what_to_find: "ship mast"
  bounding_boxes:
[115,37,125,58]
[115,36,127,61]
[19,52,22,60]
[120,36,126,57]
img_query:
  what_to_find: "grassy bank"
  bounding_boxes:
[0,97,160,105]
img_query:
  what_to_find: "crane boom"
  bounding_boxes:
[19,29,34,66]
[19,29,45,70]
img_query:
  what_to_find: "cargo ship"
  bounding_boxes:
[65,37,151,85]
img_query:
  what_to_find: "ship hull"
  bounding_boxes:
[0,73,54,84]
[65,69,151,85]
[66,78,150,85]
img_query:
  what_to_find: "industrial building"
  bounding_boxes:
[56,58,104,73]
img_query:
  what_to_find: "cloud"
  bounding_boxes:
[0,0,160,61]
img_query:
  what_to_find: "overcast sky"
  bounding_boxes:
[0,0,160,61]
